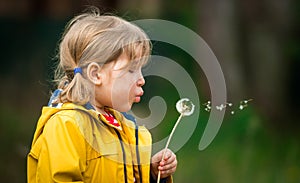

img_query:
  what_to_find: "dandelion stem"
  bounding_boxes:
[157,113,184,183]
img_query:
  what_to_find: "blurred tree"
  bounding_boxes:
[197,0,247,101]
[236,0,292,130]
[197,0,296,131]
[118,0,162,18]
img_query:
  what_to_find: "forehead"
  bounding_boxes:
[123,43,149,68]
[109,52,141,70]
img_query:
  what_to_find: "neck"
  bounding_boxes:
[89,101,107,114]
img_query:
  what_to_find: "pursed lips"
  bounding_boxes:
[134,91,144,103]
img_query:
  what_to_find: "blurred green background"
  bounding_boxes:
[1,0,300,182]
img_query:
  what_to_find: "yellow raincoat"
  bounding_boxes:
[27,103,172,183]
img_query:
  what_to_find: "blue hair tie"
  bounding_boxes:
[74,67,82,75]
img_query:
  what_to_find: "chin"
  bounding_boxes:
[114,103,132,112]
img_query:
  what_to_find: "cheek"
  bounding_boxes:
[108,73,139,110]
[110,79,131,105]
[110,89,133,112]
[112,79,128,93]
[113,75,136,92]
[94,85,112,106]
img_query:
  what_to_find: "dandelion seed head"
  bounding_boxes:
[176,98,195,116]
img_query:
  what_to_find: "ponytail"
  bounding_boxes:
[55,67,93,105]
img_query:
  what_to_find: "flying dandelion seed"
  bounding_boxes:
[202,99,253,114]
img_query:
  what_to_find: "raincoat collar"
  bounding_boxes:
[47,89,126,131]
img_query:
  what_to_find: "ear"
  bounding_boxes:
[86,62,102,85]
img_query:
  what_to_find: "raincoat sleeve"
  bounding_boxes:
[41,114,87,182]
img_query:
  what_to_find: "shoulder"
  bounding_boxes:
[50,103,98,125]
[43,104,99,139]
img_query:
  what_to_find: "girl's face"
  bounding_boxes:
[94,52,145,112]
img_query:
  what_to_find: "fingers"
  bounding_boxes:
[163,151,176,163]
[159,165,177,177]
[158,157,177,171]
[151,149,173,164]
[150,149,178,179]
[158,149,177,178]
[151,149,165,163]
[162,149,172,160]
[160,149,176,165]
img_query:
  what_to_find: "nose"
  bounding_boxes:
[137,76,145,87]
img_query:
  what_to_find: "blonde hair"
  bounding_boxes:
[54,7,151,105]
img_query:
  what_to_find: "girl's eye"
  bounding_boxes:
[129,69,135,73]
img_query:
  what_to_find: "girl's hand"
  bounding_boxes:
[150,149,177,180]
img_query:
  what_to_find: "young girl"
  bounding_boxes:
[27,8,177,183]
